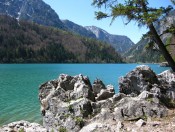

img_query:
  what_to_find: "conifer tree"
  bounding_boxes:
[92,0,175,71]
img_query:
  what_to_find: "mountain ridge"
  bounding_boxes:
[0,0,66,29]
[62,19,96,39]
[0,15,123,63]
[0,0,134,54]
[85,26,135,53]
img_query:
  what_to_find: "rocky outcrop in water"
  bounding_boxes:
[119,65,159,95]
[1,65,175,132]
[119,65,175,107]
[38,65,174,131]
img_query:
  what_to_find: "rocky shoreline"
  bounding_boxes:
[1,65,175,132]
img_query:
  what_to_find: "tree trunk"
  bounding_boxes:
[141,1,175,71]
[149,23,175,72]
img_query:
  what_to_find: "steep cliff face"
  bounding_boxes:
[0,0,65,29]
[85,26,135,53]
[125,11,175,63]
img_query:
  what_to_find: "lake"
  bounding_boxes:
[0,64,170,126]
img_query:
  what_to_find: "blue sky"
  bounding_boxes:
[43,0,173,44]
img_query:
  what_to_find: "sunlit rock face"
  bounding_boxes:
[39,69,169,132]
[0,0,65,29]
[119,65,175,107]
[85,26,135,53]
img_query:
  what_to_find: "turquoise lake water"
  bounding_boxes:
[0,64,170,126]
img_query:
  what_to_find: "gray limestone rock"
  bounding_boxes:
[135,119,146,127]
[119,65,158,95]
[1,66,175,132]
[39,74,95,131]
[38,67,174,131]
[119,65,175,108]
[92,79,106,96]
[0,120,47,132]
[96,85,115,101]
[114,97,168,121]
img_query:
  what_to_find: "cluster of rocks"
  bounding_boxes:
[119,65,175,107]
[0,120,47,132]
[0,65,175,132]
[37,65,174,132]
[38,73,115,132]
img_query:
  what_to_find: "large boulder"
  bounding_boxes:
[119,65,158,95]
[39,74,117,131]
[157,70,175,107]
[114,96,168,121]
[39,74,96,132]
[72,79,95,101]
[119,65,175,108]
[158,70,175,89]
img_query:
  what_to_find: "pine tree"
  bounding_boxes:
[92,0,175,71]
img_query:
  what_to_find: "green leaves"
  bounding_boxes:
[95,11,108,20]
[92,0,173,26]
[92,0,108,8]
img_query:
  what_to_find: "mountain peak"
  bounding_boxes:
[0,0,65,29]
[62,20,96,38]
[85,26,135,53]
[85,26,109,37]
[0,0,134,53]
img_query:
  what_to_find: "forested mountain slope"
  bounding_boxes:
[0,0,134,54]
[0,15,123,63]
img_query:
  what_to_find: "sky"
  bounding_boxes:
[43,0,174,44]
